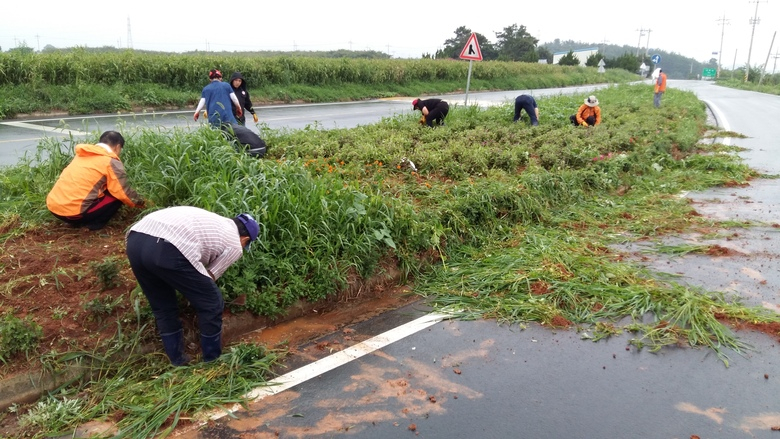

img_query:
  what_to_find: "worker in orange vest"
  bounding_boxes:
[654,69,668,108]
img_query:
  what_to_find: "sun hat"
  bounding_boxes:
[584,95,599,107]
[235,213,259,244]
[209,69,223,80]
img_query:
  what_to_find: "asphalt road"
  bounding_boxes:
[10,82,780,438]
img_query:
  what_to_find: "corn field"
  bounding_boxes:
[0,49,631,89]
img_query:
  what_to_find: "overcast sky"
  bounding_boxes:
[1,1,778,70]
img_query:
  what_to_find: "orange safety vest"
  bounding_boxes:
[46,143,144,217]
[654,72,667,93]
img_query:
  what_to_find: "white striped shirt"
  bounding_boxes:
[128,206,244,280]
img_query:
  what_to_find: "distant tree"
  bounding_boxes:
[9,42,33,55]
[494,23,538,61]
[520,49,540,63]
[605,52,641,74]
[422,52,433,59]
[557,50,579,66]
[537,46,552,63]
[436,26,497,60]
[41,44,58,53]
[585,52,604,67]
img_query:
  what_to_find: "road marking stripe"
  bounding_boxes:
[703,100,731,146]
[0,121,88,136]
[201,312,448,423]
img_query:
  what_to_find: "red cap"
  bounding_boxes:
[412,99,419,109]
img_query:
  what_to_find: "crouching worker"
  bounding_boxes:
[193,69,268,158]
[412,98,449,127]
[570,95,601,127]
[225,124,268,158]
[125,206,259,365]
[46,130,145,230]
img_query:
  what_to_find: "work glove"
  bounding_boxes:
[419,115,427,125]
[253,113,258,123]
[193,112,199,121]
[580,121,588,127]
[236,107,243,118]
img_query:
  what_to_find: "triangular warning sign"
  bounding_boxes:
[459,33,483,61]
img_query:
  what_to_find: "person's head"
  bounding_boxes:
[412,98,420,111]
[99,131,125,155]
[230,71,244,89]
[208,69,223,81]
[584,95,599,107]
[233,213,259,250]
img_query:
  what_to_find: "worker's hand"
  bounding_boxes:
[419,115,427,125]
[193,112,199,121]
[204,110,207,118]
[253,113,258,123]
[580,121,588,127]
[237,108,243,118]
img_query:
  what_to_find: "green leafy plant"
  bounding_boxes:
[89,256,122,291]
[0,313,43,364]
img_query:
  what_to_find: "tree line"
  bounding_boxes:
[425,25,724,79]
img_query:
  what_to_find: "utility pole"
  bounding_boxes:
[600,37,609,54]
[644,29,652,57]
[745,0,762,82]
[127,17,133,49]
[773,48,779,74]
[759,31,776,85]
[716,14,729,78]
[635,28,647,57]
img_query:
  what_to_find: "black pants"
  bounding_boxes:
[126,231,224,337]
[425,102,449,127]
[50,193,123,230]
[570,114,596,126]
[220,123,267,158]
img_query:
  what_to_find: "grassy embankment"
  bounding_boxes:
[1,62,779,437]
[0,50,638,118]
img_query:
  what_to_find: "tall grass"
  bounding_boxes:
[0,50,639,118]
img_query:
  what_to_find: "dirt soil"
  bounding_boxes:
[0,212,418,380]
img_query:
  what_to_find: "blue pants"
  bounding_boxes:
[514,95,539,125]
[126,231,224,337]
[654,91,664,108]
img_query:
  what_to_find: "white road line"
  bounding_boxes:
[198,312,449,424]
[703,99,731,146]
[0,121,88,137]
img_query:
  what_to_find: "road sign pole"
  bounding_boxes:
[465,60,473,105]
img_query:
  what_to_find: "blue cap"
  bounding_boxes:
[235,213,259,244]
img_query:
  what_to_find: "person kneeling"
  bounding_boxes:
[569,95,601,127]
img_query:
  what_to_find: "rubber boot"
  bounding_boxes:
[201,331,222,362]
[160,329,190,366]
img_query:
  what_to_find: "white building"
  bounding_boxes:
[552,47,599,66]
